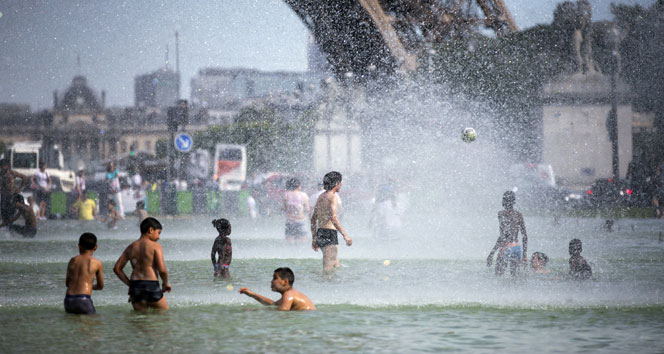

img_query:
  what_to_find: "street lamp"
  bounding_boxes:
[606,24,621,181]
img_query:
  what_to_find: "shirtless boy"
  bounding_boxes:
[239,267,316,311]
[310,171,352,272]
[283,177,310,244]
[113,217,171,311]
[487,191,528,276]
[65,232,104,314]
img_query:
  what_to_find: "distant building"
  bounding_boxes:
[190,68,316,111]
[135,69,180,109]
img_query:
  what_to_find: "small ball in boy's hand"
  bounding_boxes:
[383,259,391,266]
[226,284,234,291]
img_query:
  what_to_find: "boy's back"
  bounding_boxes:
[282,288,316,311]
[123,237,161,281]
[66,254,102,295]
[65,232,103,315]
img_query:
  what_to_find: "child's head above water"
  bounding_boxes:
[569,238,583,256]
[78,232,97,251]
[140,217,162,234]
[530,252,549,269]
[212,218,231,235]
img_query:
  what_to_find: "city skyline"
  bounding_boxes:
[0,0,655,110]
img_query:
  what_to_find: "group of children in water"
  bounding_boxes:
[65,173,593,315]
[487,191,593,280]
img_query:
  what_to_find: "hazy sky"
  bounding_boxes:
[0,0,655,110]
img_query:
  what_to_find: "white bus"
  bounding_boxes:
[213,144,247,191]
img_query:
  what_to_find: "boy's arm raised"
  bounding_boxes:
[154,244,171,292]
[239,288,275,306]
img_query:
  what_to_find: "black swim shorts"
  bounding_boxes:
[285,220,308,238]
[129,280,164,303]
[316,228,338,248]
[64,294,96,315]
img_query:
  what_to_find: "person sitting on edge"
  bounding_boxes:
[113,217,171,311]
[65,232,103,315]
[101,199,120,229]
[132,200,148,224]
[0,158,28,227]
[239,267,316,311]
[487,191,528,276]
[530,252,551,274]
[1,194,37,238]
[310,171,352,272]
[211,218,232,279]
[568,238,592,280]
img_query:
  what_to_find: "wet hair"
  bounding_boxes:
[274,267,295,285]
[140,217,162,234]
[0,158,9,167]
[136,200,145,209]
[79,232,97,250]
[212,218,231,234]
[569,238,583,256]
[502,191,516,209]
[531,252,549,267]
[13,194,25,205]
[286,177,301,191]
[323,171,342,191]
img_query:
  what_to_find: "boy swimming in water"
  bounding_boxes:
[65,232,104,314]
[211,218,232,278]
[310,171,352,272]
[487,191,528,276]
[113,217,171,311]
[239,267,316,311]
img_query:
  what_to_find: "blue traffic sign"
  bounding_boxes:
[174,132,193,152]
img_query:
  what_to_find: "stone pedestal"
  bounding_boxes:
[540,72,632,189]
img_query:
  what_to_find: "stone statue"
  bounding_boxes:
[553,0,599,75]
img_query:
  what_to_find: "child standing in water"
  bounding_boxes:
[283,177,310,244]
[487,191,528,276]
[102,199,120,229]
[211,218,232,278]
[310,171,352,272]
[113,217,171,311]
[239,267,315,311]
[65,233,104,314]
[568,238,592,280]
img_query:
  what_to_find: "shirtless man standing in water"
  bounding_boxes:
[310,171,352,272]
[487,191,528,276]
[114,217,171,311]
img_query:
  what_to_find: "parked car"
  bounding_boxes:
[585,178,632,209]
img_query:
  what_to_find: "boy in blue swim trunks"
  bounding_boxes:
[65,232,104,314]
[114,217,171,311]
[487,191,528,276]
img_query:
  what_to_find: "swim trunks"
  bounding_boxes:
[64,294,96,315]
[316,228,338,248]
[503,244,522,261]
[9,224,36,238]
[285,219,308,238]
[129,280,164,303]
